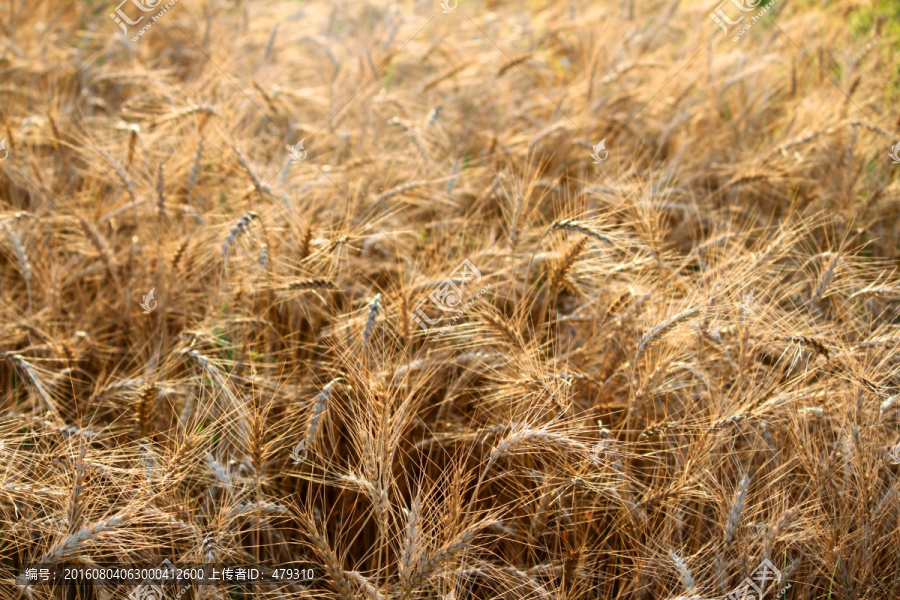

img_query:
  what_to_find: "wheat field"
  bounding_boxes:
[1,0,900,598]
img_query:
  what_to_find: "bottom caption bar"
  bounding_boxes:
[15,562,317,586]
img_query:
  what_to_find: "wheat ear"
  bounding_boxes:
[42,511,131,561]
[549,219,617,245]
[305,378,343,449]
[1,352,58,417]
[98,149,137,205]
[186,135,204,200]
[668,549,695,592]
[231,143,269,198]
[724,473,750,544]
[221,211,258,259]
[308,521,357,600]
[400,525,482,599]
[810,252,839,304]
[400,497,422,583]
[156,161,165,217]
[282,278,339,291]
[3,223,32,314]
[363,294,382,346]
[549,236,588,292]
[848,286,900,300]
[636,309,698,357]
